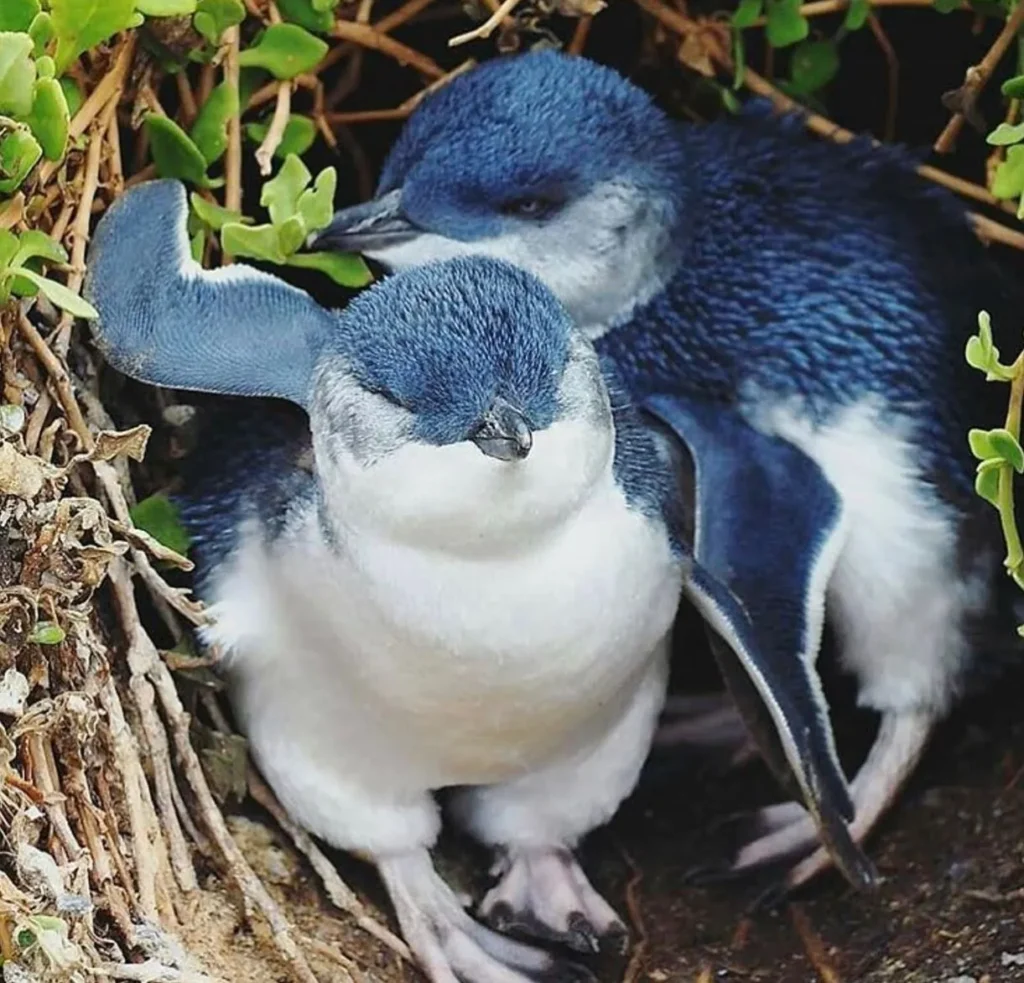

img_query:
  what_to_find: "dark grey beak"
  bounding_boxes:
[309,189,418,253]
[472,397,533,462]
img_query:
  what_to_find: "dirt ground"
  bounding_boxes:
[167,618,1024,983]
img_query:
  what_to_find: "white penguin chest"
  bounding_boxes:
[205,479,682,788]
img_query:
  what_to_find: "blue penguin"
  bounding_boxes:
[313,49,1021,890]
[84,179,691,982]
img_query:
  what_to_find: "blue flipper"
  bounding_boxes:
[84,180,335,408]
[645,394,878,890]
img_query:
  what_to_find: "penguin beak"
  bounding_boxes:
[472,397,533,462]
[309,189,419,253]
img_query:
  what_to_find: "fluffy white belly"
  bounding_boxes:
[204,483,681,794]
[754,397,986,712]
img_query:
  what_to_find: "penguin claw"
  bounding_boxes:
[480,847,627,956]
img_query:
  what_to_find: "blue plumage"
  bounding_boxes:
[315,49,1023,893]
[85,180,690,983]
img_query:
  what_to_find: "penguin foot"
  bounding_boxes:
[379,849,596,983]
[653,693,756,763]
[727,709,933,890]
[480,847,628,956]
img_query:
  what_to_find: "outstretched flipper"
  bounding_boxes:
[644,394,877,891]
[84,179,336,408]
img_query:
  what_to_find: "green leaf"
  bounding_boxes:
[993,144,1024,199]
[17,268,97,318]
[297,166,335,235]
[731,0,763,27]
[0,0,40,33]
[765,0,808,48]
[975,460,1001,507]
[1002,74,1024,99]
[146,113,210,185]
[190,81,237,165]
[190,192,247,230]
[276,0,334,33]
[996,149,1024,208]
[261,153,310,226]
[311,0,340,10]
[136,0,198,15]
[0,229,18,269]
[732,29,746,89]
[968,428,995,459]
[237,23,328,79]
[193,0,245,45]
[988,428,1024,472]
[28,620,64,645]
[130,493,191,555]
[933,0,958,11]
[12,229,66,268]
[789,39,838,93]
[59,76,83,117]
[245,113,317,159]
[987,121,1024,146]
[35,55,54,78]
[277,214,306,255]
[0,31,37,117]
[0,128,41,194]
[843,0,869,30]
[24,76,69,160]
[51,0,136,74]
[190,227,205,262]
[221,222,287,263]
[286,249,372,287]
[28,12,54,57]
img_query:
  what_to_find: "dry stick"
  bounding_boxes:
[176,72,199,127]
[375,0,442,34]
[331,20,445,78]
[867,14,898,142]
[124,163,158,189]
[126,609,320,982]
[97,682,163,923]
[95,768,141,910]
[55,93,121,357]
[970,209,1024,249]
[24,732,85,861]
[325,58,474,126]
[248,770,414,964]
[636,0,1024,248]
[106,109,125,197]
[788,904,842,983]
[448,0,522,45]
[618,845,648,983]
[223,27,243,227]
[126,670,198,895]
[569,15,593,55]
[934,0,1024,153]
[751,0,940,24]
[16,312,92,450]
[255,81,294,175]
[740,65,1022,216]
[39,37,136,185]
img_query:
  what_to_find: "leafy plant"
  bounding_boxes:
[130,493,191,555]
[0,228,97,317]
[728,0,845,101]
[210,154,371,287]
[966,311,1024,617]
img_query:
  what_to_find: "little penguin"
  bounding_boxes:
[313,49,1024,891]
[84,179,690,983]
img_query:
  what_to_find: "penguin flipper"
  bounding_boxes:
[645,393,877,891]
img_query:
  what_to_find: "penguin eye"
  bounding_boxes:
[500,197,560,220]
